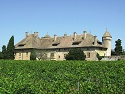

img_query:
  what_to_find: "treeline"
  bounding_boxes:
[0,36,14,60]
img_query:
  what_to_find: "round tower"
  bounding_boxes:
[102,29,112,56]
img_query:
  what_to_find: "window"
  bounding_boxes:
[72,42,79,45]
[50,53,55,59]
[52,43,60,46]
[87,52,90,58]
[58,55,60,59]
[18,44,25,47]
[72,41,81,45]
[19,53,21,56]
[52,44,58,46]
[98,42,102,45]
[87,48,90,50]
[26,52,28,57]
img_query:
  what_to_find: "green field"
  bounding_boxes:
[0,60,125,93]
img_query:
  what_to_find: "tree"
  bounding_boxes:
[30,49,36,60]
[114,39,122,55]
[2,45,7,59]
[6,36,15,59]
[111,49,115,56]
[122,49,125,55]
[65,49,86,60]
[0,51,3,59]
[36,50,48,60]
[96,53,104,61]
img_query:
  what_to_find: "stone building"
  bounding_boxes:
[14,29,112,60]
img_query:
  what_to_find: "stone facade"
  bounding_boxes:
[15,30,112,60]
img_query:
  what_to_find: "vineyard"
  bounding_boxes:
[0,60,125,93]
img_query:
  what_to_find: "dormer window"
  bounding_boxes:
[72,41,81,45]
[18,44,25,47]
[52,43,60,46]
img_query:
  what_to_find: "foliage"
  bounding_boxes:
[111,49,115,56]
[6,36,14,59]
[96,53,104,60]
[2,45,7,59]
[65,49,86,60]
[30,49,36,60]
[121,49,125,55]
[0,60,125,93]
[36,50,48,60]
[0,52,3,59]
[114,39,122,55]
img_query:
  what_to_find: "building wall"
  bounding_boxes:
[15,47,106,61]
[46,47,104,61]
[47,50,68,60]
[15,50,31,60]
[95,48,106,56]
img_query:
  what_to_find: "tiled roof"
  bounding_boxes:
[15,32,107,50]
[15,34,42,49]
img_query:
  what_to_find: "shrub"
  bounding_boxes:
[65,49,86,60]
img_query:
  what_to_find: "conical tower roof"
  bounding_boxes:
[103,29,112,38]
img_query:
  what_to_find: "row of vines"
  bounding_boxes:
[0,60,125,93]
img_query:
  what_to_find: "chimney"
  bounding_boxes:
[73,32,77,40]
[54,34,57,41]
[34,32,38,37]
[26,32,29,37]
[94,36,97,45]
[83,31,87,39]
[64,33,67,37]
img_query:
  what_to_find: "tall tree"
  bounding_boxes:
[65,49,86,60]
[114,39,122,55]
[7,36,14,59]
[2,45,7,59]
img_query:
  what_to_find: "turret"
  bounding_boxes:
[102,29,112,56]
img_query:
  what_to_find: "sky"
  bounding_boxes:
[0,0,125,51]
